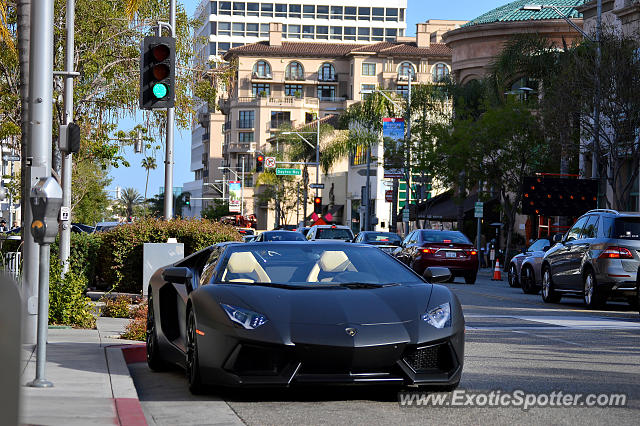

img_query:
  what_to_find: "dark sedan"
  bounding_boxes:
[353,231,402,254]
[254,230,306,242]
[147,242,465,394]
[394,229,479,284]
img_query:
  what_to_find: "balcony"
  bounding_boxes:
[270,120,292,129]
[318,96,347,103]
[237,119,255,129]
[252,71,273,80]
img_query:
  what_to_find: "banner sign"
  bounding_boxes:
[228,181,241,212]
[383,118,405,179]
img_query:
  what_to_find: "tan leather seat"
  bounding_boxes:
[307,251,355,282]
[222,252,271,283]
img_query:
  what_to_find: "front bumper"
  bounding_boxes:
[199,334,464,388]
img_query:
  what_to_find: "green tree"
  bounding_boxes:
[140,156,157,214]
[71,161,111,224]
[201,199,230,221]
[118,187,143,220]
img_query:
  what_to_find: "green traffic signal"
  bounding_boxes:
[152,83,168,99]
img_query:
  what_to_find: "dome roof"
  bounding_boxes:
[463,0,587,27]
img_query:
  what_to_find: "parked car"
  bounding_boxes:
[507,238,553,293]
[236,228,255,237]
[273,224,297,231]
[394,229,479,284]
[353,231,402,254]
[94,221,121,232]
[306,225,354,242]
[72,223,95,234]
[254,230,306,242]
[242,235,258,243]
[541,209,640,309]
[296,227,311,237]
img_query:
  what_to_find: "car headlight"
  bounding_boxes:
[221,304,268,330]
[421,302,451,328]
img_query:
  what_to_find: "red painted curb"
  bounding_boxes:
[121,345,147,364]
[114,398,147,426]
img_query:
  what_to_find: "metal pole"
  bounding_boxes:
[163,0,176,220]
[315,116,320,197]
[296,182,300,224]
[28,244,53,388]
[241,157,244,217]
[403,77,412,234]
[364,146,371,231]
[591,0,602,207]
[23,0,54,345]
[476,181,482,252]
[59,0,75,274]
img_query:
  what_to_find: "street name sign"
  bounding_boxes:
[276,168,301,176]
[474,202,484,218]
[310,183,324,189]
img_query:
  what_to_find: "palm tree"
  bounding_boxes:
[119,187,143,221]
[141,156,157,215]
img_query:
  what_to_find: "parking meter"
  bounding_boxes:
[30,177,63,245]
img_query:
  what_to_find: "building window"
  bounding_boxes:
[261,3,273,17]
[232,42,243,48]
[400,8,405,21]
[219,1,231,15]
[210,22,217,35]
[285,84,303,97]
[302,25,314,39]
[219,21,231,36]
[317,5,329,19]
[386,8,398,21]
[372,28,384,41]
[209,43,217,55]
[385,28,397,41]
[238,110,254,128]
[246,22,258,37]
[372,7,384,21]
[218,42,230,55]
[288,24,301,39]
[358,7,370,20]
[361,84,375,98]
[316,25,328,39]
[232,22,244,36]
[275,3,287,17]
[247,2,259,16]
[253,60,271,78]
[252,83,270,96]
[398,61,416,79]
[238,131,254,142]
[289,4,301,18]
[260,23,269,37]
[344,26,356,40]
[330,26,342,40]
[396,84,408,98]
[318,62,335,81]
[331,6,343,19]
[211,1,217,15]
[271,111,291,128]
[303,5,314,18]
[285,61,305,80]
[432,63,450,82]
[362,63,376,76]
[345,6,356,20]
[317,85,336,100]
[233,2,245,15]
[358,27,370,41]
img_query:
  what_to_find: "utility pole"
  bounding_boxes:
[241,156,245,217]
[403,76,412,235]
[591,0,602,207]
[364,146,372,231]
[59,0,75,274]
[163,0,176,220]
[22,0,54,345]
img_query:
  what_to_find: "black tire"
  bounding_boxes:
[464,273,476,284]
[583,269,605,309]
[186,309,204,394]
[146,292,168,371]
[446,275,455,283]
[627,296,639,309]
[521,266,539,294]
[507,263,519,288]
[541,266,561,303]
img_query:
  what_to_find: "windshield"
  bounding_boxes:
[364,232,402,244]
[421,231,471,244]
[263,232,306,241]
[613,218,640,239]
[315,228,354,240]
[528,239,551,252]
[217,244,423,286]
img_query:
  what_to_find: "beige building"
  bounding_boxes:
[220,20,464,229]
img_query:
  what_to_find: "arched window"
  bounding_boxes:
[432,63,450,82]
[286,61,305,80]
[253,60,272,78]
[398,62,415,79]
[318,62,336,81]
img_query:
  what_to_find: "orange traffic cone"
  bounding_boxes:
[491,259,502,281]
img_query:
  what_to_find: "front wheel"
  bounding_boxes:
[583,270,605,309]
[507,263,519,288]
[146,293,168,371]
[186,310,204,394]
[541,266,561,303]
[464,273,476,284]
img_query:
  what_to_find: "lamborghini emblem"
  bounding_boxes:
[345,327,357,337]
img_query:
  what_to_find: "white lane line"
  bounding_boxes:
[464,314,640,330]
[511,330,584,347]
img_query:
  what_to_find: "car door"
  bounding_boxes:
[553,216,588,288]
[566,215,599,290]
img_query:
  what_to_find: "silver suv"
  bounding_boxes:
[541,209,640,309]
[306,225,354,242]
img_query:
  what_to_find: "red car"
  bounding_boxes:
[394,229,479,284]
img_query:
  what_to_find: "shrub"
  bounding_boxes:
[121,303,147,341]
[101,295,131,318]
[48,256,96,329]
[96,218,240,293]
[51,232,102,287]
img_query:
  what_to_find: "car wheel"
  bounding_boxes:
[521,266,539,295]
[507,263,519,288]
[541,266,561,303]
[464,273,476,284]
[186,309,204,394]
[146,292,168,371]
[627,296,639,309]
[583,270,605,309]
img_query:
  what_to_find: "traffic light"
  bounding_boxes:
[256,155,264,172]
[314,196,322,214]
[184,193,191,207]
[521,176,597,216]
[140,36,175,110]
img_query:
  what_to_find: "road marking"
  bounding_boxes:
[511,330,584,347]
[465,314,640,330]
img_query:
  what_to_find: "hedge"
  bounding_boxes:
[96,218,241,293]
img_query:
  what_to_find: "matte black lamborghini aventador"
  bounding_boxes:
[146,241,465,394]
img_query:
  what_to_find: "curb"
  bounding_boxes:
[106,344,147,426]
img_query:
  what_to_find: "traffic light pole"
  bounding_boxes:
[162,0,176,220]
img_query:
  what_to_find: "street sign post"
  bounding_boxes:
[265,156,276,168]
[276,168,301,176]
[402,209,410,221]
[385,190,393,202]
[474,202,484,218]
[309,183,324,189]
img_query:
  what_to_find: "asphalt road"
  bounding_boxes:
[129,274,640,425]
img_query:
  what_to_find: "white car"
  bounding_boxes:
[306,225,354,242]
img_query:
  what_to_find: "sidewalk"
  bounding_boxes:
[20,317,146,426]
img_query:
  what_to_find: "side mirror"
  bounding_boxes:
[553,234,563,243]
[162,267,193,285]
[423,267,452,284]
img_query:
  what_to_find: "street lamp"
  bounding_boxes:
[219,163,245,216]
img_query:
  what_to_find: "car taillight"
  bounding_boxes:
[421,248,436,254]
[468,250,477,256]
[599,247,634,259]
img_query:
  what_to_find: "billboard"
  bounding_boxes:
[228,181,241,213]
[382,118,405,179]
[521,177,597,216]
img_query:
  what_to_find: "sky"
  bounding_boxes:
[108,1,509,198]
